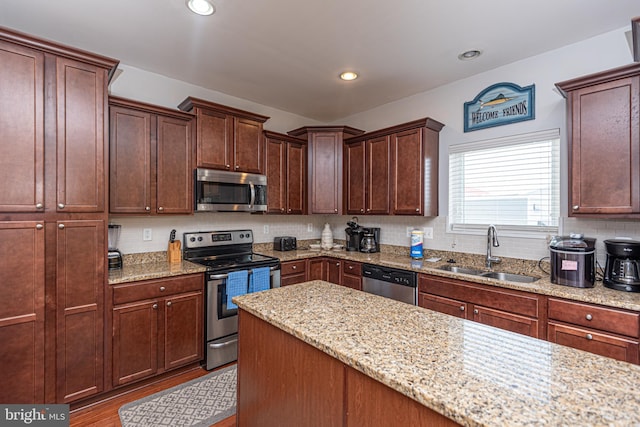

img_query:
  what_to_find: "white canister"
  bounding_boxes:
[321,223,334,250]
[410,230,424,259]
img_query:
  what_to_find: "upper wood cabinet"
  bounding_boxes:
[288,126,364,214]
[344,119,444,216]
[109,97,194,215]
[556,63,640,217]
[264,131,306,215]
[178,97,269,174]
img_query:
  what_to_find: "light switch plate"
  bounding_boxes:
[423,227,434,239]
[143,228,152,241]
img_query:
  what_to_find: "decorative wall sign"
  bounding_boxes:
[464,82,535,132]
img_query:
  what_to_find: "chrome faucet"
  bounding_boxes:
[486,225,501,268]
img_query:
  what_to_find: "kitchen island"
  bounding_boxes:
[234,281,640,426]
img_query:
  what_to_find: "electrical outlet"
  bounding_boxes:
[307,223,313,232]
[423,227,433,239]
[263,225,269,234]
[143,228,152,241]
[406,227,412,237]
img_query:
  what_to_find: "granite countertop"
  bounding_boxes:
[234,281,640,427]
[108,253,207,284]
[257,247,640,312]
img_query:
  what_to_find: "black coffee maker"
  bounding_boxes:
[345,219,364,252]
[360,227,380,253]
[603,239,640,292]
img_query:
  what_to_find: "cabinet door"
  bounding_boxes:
[0,41,45,212]
[286,141,306,214]
[56,57,107,213]
[164,291,204,370]
[197,109,232,170]
[419,293,467,319]
[156,115,193,214]
[56,219,105,402]
[0,221,45,403]
[391,128,424,215]
[309,132,342,214]
[328,259,342,285]
[341,261,362,290]
[473,306,540,338]
[366,136,391,214]
[234,117,263,173]
[112,300,159,386]
[569,76,640,215]
[344,141,366,215]
[308,258,327,281]
[548,322,639,364]
[266,138,286,214]
[109,106,152,214]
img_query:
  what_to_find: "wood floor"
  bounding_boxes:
[70,365,236,427]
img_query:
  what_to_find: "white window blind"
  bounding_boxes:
[448,129,560,236]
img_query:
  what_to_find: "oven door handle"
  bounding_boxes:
[208,265,279,280]
[249,182,256,208]
[209,338,238,349]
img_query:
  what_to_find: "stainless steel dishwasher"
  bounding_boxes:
[362,264,417,305]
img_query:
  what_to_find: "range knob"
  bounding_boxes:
[190,237,196,242]
[198,236,203,241]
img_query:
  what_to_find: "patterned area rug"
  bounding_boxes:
[118,365,236,427]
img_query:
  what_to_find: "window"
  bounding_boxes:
[448,129,560,237]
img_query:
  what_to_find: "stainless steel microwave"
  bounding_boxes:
[194,168,267,212]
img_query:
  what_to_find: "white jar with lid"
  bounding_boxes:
[321,223,334,250]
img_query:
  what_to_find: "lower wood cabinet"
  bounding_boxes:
[547,298,640,364]
[341,260,362,290]
[111,274,203,387]
[280,260,307,286]
[418,274,544,338]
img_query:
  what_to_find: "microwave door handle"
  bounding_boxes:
[249,182,256,207]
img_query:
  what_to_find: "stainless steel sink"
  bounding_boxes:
[438,265,485,275]
[479,271,539,283]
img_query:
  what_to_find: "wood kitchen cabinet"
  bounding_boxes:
[280,260,308,286]
[111,274,204,387]
[109,97,194,215]
[418,274,545,338]
[556,63,640,217]
[178,97,269,173]
[344,137,391,215]
[264,131,306,214]
[0,28,118,404]
[547,298,640,363]
[288,126,364,214]
[0,221,45,403]
[341,260,362,290]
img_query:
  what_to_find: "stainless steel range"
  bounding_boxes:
[183,230,281,370]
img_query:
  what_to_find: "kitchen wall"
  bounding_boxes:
[109,25,640,265]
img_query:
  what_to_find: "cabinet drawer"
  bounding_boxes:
[419,293,467,319]
[113,274,203,305]
[281,260,307,276]
[548,298,640,337]
[548,321,639,364]
[342,260,362,276]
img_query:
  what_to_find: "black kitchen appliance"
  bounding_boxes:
[274,236,297,251]
[549,234,596,288]
[360,227,380,253]
[183,230,281,369]
[345,219,364,252]
[603,239,640,292]
[108,224,123,270]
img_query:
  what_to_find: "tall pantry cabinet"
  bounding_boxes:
[0,28,118,403]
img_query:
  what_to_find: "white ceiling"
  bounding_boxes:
[1,0,638,121]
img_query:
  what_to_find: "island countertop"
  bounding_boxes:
[234,281,640,427]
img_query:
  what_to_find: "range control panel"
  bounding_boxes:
[183,230,254,249]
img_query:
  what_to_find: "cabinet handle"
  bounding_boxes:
[288,208,291,212]
[36,224,44,230]
[225,164,230,169]
[58,203,65,209]
[152,304,158,309]
[586,333,593,340]
[167,301,172,307]
[360,209,364,213]
[58,224,65,229]
[36,203,43,209]
[145,206,151,211]
[235,165,239,170]
[160,286,166,291]
[334,209,338,213]
[348,265,353,270]
[572,205,579,211]
[473,309,479,315]
[336,262,340,266]
[460,306,465,311]
[292,265,297,270]
[585,314,593,321]
[158,206,164,212]
[415,208,420,212]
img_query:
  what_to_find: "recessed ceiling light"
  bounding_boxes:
[339,71,358,81]
[458,50,482,61]
[186,0,215,16]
